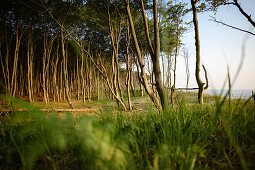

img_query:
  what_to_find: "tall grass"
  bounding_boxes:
[0,94,255,169]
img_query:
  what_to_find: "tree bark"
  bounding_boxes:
[191,0,204,104]
[60,28,74,109]
[183,48,190,92]
[27,29,34,102]
[11,22,22,97]
[53,43,60,102]
[152,0,167,109]
[76,55,80,100]
[130,61,136,97]
[126,20,132,110]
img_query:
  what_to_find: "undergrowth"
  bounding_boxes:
[0,95,255,169]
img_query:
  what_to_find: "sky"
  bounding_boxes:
[161,0,255,90]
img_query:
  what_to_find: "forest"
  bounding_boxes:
[0,0,255,169]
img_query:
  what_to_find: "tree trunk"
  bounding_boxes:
[126,20,132,110]
[152,0,166,109]
[27,29,34,102]
[135,57,144,97]
[107,8,125,107]
[191,0,204,104]
[97,58,100,101]
[60,28,74,108]
[183,48,190,92]
[60,61,63,101]
[76,55,80,100]
[124,0,162,110]
[130,61,136,97]
[11,23,22,97]
[53,43,60,102]
[80,42,86,103]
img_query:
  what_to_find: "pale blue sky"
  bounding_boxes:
[161,0,255,90]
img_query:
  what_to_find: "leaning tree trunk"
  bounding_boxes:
[53,43,60,102]
[87,52,127,110]
[136,57,144,97]
[11,23,22,97]
[125,0,162,110]
[107,7,125,107]
[0,34,11,93]
[60,28,74,109]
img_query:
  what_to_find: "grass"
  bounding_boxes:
[0,94,255,169]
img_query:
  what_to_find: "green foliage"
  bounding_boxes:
[0,95,255,169]
[160,0,190,55]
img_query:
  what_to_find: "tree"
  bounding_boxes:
[164,0,189,104]
[183,48,190,92]
[190,0,209,104]
[124,0,165,110]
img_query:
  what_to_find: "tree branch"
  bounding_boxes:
[209,16,255,36]
[202,64,209,90]
[233,0,255,28]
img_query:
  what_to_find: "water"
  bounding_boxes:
[204,89,254,99]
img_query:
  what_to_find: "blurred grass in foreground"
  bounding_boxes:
[0,94,255,170]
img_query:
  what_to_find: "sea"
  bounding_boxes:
[204,89,255,99]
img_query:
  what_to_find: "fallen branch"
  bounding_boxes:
[164,87,199,90]
[0,108,98,113]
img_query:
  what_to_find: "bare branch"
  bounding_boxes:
[202,64,209,90]
[209,16,255,36]
[164,86,199,90]
[232,0,255,28]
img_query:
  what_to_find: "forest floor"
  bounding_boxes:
[1,91,217,116]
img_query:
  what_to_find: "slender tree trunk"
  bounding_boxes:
[166,54,172,100]
[107,8,125,106]
[135,56,144,97]
[97,58,100,101]
[76,55,80,100]
[171,44,178,104]
[27,29,34,102]
[42,33,48,104]
[0,33,11,94]
[183,48,190,92]
[191,0,204,104]
[88,59,92,102]
[11,23,22,97]
[81,46,86,103]
[153,0,166,109]
[125,0,162,110]
[126,20,132,110]
[111,51,121,106]
[130,61,136,97]
[60,28,74,108]
[42,31,54,104]
[171,18,180,104]
[53,43,60,102]
[86,51,127,110]
[162,55,165,87]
